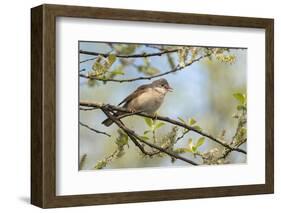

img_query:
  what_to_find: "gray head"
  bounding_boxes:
[151,78,173,92]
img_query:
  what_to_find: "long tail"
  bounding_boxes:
[102,118,114,127]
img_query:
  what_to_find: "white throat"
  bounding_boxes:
[154,86,167,95]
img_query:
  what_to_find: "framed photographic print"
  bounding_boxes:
[31,4,274,208]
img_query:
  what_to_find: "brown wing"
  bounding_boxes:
[118,84,149,106]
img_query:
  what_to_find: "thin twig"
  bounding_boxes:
[102,108,198,165]
[79,54,210,83]
[79,121,111,137]
[80,56,98,63]
[79,107,98,111]
[101,110,154,156]
[79,49,178,58]
[176,130,190,143]
[219,138,247,160]
[80,101,246,155]
[79,154,87,170]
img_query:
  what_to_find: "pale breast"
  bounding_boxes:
[127,88,165,114]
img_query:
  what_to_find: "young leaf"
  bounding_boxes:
[155,122,165,129]
[196,137,205,148]
[178,48,188,67]
[187,138,193,148]
[143,130,150,135]
[144,117,153,127]
[115,130,128,147]
[233,93,246,105]
[167,53,176,69]
[143,67,160,76]
[93,61,105,74]
[110,70,124,76]
[191,146,197,153]
[107,54,116,65]
[193,125,202,131]
[94,160,107,169]
[115,149,125,159]
[186,138,197,153]
[237,104,246,111]
[188,118,196,125]
[178,117,186,124]
[240,127,247,136]
[174,148,192,154]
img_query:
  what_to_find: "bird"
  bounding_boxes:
[102,78,173,126]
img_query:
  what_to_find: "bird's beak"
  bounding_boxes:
[165,85,173,92]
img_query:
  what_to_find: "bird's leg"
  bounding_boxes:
[152,111,159,121]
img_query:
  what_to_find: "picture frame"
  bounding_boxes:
[31,4,274,208]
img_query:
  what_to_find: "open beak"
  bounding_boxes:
[165,85,173,92]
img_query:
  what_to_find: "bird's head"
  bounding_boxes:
[152,78,173,93]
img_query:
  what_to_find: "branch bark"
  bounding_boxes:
[101,108,198,165]
[80,101,247,155]
[79,121,111,137]
[79,49,178,58]
[79,54,210,83]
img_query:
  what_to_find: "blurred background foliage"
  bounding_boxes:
[79,42,247,170]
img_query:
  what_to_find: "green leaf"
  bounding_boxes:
[137,65,146,72]
[155,122,165,129]
[115,130,128,147]
[174,148,192,154]
[237,104,246,111]
[188,118,196,125]
[178,48,188,67]
[121,44,138,54]
[193,125,202,131]
[144,67,160,76]
[167,53,176,69]
[92,61,105,74]
[144,117,153,127]
[186,138,196,153]
[107,54,116,65]
[143,57,150,66]
[196,137,205,148]
[178,117,187,124]
[240,127,247,135]
[191,146,197,153]
[143,130,150,135]
[178,117,186,124]
[115,149,125,158]
[139,136,149,141]
[233,93,246,104]
[115,138,128,147]
[216,53,235,64]
[110,70,124,76]
[188,138,193,145]
[94,160,107,169]
[191,47,199,60]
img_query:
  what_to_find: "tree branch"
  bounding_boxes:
[219,138,247,160]
[79,154,87,170]
[79,49,178,58]
[80,107,98,111]
[80,101,247,155]
[79,54,210,83]
[79,121,111,137]
[101,108,198,165]
[80,56,98,64]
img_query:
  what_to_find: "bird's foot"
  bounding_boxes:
[153,112,158,121]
